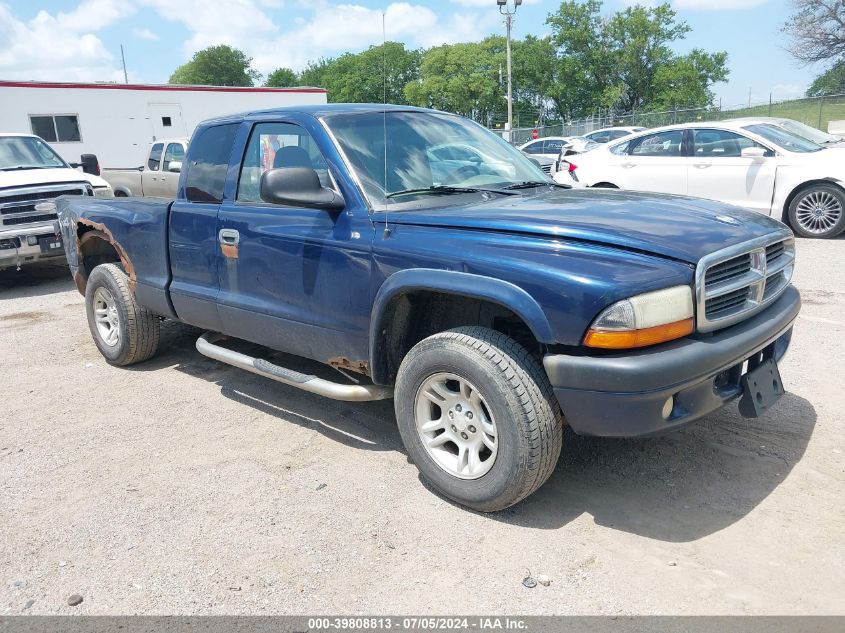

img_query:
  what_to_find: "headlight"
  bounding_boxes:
[584,285,694,349]
[93,186,114,198]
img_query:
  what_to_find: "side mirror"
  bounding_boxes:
[741,146,767,159]
[168,161,182,173]
[79,154,100,175]
[260,167,345,211]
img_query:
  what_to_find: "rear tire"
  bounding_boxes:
[85,263,160,366]
[394,326,563,512]
[787,183,845,239]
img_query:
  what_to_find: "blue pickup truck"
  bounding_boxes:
[55,104,801,511]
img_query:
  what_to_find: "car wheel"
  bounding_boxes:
[394,326,563,512]
[85,263,160,366]
[788,184,845,239]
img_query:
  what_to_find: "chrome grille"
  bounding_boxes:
[0,182,89,229]
[695,231,795,333]
[540,163,552,174]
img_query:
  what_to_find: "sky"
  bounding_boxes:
[0,0,823,108]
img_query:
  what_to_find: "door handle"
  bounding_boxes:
[621,163,636,169]
[218,229,240,245]
[693,163,712,169]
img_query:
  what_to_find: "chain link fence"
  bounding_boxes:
[499,93,845,145]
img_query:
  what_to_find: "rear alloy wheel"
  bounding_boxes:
[788,184,845,239]
[85,263,160,366]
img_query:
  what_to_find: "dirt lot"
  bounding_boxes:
[1,239,843,616]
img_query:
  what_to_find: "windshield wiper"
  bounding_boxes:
[0,165,53,171]
[386,185,516,199]
[501,181,571,191]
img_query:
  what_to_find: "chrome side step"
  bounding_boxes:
[195,332,393,402]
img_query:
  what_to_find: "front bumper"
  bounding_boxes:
[544,285,801,438]
[0,224,65,267]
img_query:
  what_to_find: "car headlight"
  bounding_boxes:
[93,186,114,198]
[584,285,694,349]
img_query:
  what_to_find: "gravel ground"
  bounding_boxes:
[1,238,843,616]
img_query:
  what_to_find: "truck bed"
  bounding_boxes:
[56,196,174,317]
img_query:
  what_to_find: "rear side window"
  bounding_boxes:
[184,124,239,203]
[544,139,565,152]
[629,130,685,157]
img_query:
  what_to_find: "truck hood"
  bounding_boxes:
[379,188,789,264]
[0,167,109,190]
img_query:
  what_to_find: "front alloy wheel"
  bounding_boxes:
[415,372,498,479]
[394,326,563,512]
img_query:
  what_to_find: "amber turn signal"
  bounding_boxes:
[584,318,694,350]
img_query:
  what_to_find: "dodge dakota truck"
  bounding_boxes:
[55,105,801,512]
[101,139,188,198]
[1,133,112,271]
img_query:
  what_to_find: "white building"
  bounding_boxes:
[0,80,328,167]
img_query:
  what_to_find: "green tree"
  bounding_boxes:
[169,45,260,86]
[807,60,845,96]
[296,43,421,104]
[545,1,728,116]
[512,35,557,123]
[405,37,504,122]
[265,67,298,87]
[298,58,333,90]
[651,49,730,109]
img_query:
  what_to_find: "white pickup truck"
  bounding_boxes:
[101,139,187,198]
[1,133,113,271]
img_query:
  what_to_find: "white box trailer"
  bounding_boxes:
[0,80,328,168]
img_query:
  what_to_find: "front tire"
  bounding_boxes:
[85,263,160,366]
[788,184,845,239]
[394,327,563,512]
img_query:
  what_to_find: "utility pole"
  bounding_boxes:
[120,44,128,84]
[498,0,522,143]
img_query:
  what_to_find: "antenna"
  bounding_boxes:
[120,44,128,84]
[382,10,391,239]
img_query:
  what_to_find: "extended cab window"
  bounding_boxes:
[184,123,239,203]
[237,122,330,203]
[148,143,164,171]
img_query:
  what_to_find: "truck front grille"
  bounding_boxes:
[0,183,89,229]
[696,232,795,333]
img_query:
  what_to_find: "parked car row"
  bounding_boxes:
[551,117,845,239]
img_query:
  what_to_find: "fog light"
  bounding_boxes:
[662,396,675,420]
[27,235,38,246]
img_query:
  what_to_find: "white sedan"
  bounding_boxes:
[555,120,845,238]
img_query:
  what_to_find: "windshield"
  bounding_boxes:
[778,119,841,145]
[324,110,551,208]
[743,124,824,153]
[0,136,67,170]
